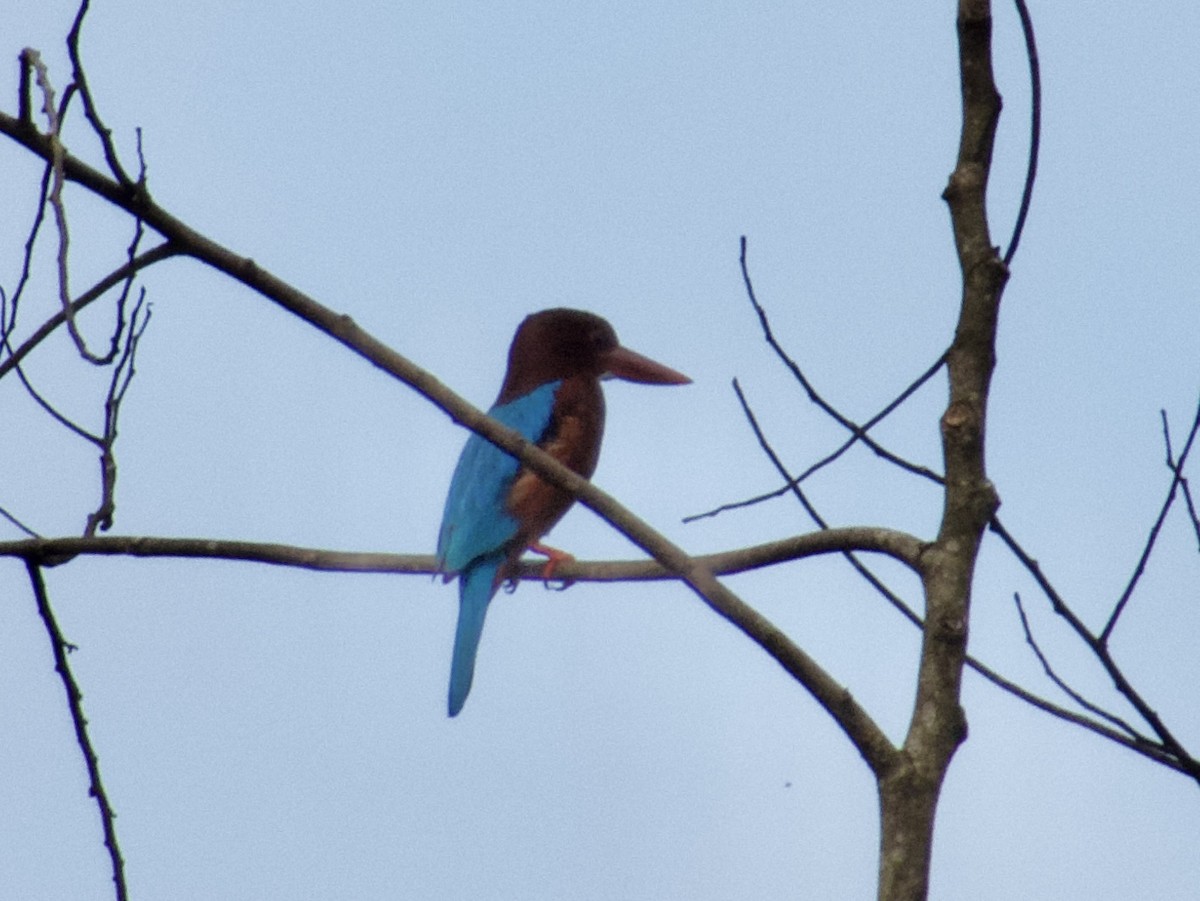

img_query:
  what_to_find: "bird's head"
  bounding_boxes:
[498,308,690,402]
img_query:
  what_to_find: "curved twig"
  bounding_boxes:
[66,0,134,188]
[0,241,178,381]
[738,237,946,484]
[1003,0,1041,266]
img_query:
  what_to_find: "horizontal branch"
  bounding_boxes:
[0,527,926,579]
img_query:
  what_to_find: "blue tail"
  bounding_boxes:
[448,555,504,717]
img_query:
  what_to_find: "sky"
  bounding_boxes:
[2,2,1199,899]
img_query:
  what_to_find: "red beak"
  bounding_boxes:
[602,345,691,385]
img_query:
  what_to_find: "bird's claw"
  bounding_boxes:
[529,541,575,591]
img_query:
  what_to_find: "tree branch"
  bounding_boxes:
[875,4,1008,899]
[0,241,177,382]
[737,236,947,485]
[0,100,909,773]
[1012,592,1143,740]
[25,559,127,901]
[0,529,925,578]
[1101,398,1200,642]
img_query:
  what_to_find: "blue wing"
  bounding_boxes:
[437,381,561,574]
[437,381,560,716]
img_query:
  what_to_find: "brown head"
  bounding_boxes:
[496,308,690,404]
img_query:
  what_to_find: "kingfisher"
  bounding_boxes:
[436,308,690,716]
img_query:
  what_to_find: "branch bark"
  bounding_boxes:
[876,3,1007,900]
[0,528,925,577]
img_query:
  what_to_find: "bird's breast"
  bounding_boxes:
[505,377,605,543]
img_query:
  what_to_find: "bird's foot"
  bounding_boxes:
[529,541,575,589]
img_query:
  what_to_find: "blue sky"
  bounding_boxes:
[2,3,1198,899]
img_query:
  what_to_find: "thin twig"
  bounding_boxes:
[2,141,52,344]
[0,241,177,381]
[738,236,945,483]
[1004,0,1041,266]
[85,291,150,535]
[684,351,946,523]
[1012,592,1142,739]
[1101,398,1200,642]
[9,356,103,444]
[67,0,134,189]
[25,48,114,366]
[732,379,925,628]
[25,559,127,901]
[1,505,40,538]
[991,517,1200,782]
[1163,409,1200,550]
[961,640,1184,772]
[18,48,35,124]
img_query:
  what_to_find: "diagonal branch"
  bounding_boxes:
[1012,592,1142,739]
[0,107,900,774]
[732,378,927,629]
[1101,398,1200,642]
[738,236,946,485]
[1162,407,1200,550]
[989,517,1200,783]
[66,0,135,189]
[25,560,127,901]
[0,241,177,381]
[733,371,1193,772]
[684,348,945,523]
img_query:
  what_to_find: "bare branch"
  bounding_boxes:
[1,505,40,538]
[1003,0,1041,265]
[66,0,135,188]
[25,560,127,901]
[8,354,102,444]
[2,125,53,344]
[684,348,945,523]
[990,517,1200,783]
[23,47,117,365]
[1012,592,1143,740]
[0,530,924,580]
[733,364,1194,773]
[1163,407,1200,549]
[0,241,177,381]
[84,291,151,536]
[732,378,927,623]
[962,648,1190,774]
[18,48,35,125]
[0,109,906,772]
[1101,398,1200,642]
[4,529,1189,780]
[738,236,946,484]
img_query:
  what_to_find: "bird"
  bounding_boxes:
[436,308,690,716]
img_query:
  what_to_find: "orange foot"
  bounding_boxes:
[529,541,575,586]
